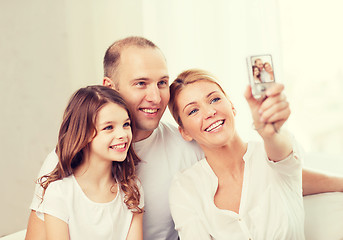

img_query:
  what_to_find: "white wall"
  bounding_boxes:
[0,0,143,236]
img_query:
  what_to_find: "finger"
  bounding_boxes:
[260,93,286,113]
[262,106,290,123]
[266,83,284,97]
[259,101,290,122]
[244,85,255,107]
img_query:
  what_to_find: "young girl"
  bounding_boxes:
[168,69,305,239]
[252,65,261,83]
[37,85,144,240]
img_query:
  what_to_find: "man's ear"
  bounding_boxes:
[178,126,193,142]
[103,77,115,89]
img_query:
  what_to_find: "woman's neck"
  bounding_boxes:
[202,134,247,176]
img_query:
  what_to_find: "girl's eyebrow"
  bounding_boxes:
[99,117,130,126]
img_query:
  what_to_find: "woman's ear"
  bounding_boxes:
[232,106,237,116]
[228,99,237,116]
[178,126,193,142]
[103,77,115,89]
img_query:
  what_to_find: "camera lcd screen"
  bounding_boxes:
[249,54,275,84]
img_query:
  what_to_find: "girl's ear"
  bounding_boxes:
[178,126,193,142]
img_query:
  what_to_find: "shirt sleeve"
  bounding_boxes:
[169,177,212,240]
[36,180,69,223]
[30,149,59,212]
[137,180,144,209]
[266,135,304,177]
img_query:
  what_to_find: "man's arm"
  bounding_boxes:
[25,210,46,240]
[26,150,59,240]
[302,168,343,196]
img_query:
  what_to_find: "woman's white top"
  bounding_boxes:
[169,141,305,240]
[37,175,144,240]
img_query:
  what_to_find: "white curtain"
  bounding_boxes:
[141,0,343,158]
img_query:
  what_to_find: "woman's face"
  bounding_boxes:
[264,62,273,73]
[253,67,260,77]
[176,81,236,149]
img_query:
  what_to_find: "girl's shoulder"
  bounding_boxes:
[45,175,74,196]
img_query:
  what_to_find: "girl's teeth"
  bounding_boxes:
[112,144,125,149]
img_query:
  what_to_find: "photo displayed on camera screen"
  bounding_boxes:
[249,54,275,84]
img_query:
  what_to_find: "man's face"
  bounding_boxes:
[255,59,264,71]
[114,46,170,141]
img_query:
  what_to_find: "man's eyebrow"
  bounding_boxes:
[130,75,169,82]
[182,91,218,112]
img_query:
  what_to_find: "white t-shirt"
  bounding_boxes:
[30,121,204,240]
[36,175,143,240]
[169,141,305,240]
[260,69,273,83]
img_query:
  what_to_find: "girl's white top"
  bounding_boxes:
[37,175,144,240]
[169,141,305,240]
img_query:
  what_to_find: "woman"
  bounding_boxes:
[36,85,144,240]
[168,69,304,239]
[252,65,261,83]
[263,62,274,82]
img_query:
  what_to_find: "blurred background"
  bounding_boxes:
[1,0,342,236]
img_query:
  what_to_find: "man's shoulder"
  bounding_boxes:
[173,159,207,184]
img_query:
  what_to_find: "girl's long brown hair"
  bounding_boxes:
[38,85,142,213]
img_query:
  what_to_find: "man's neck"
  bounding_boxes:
[134,129,155,142]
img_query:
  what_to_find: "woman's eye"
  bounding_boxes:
[188,109,198,116]
[211,97,220,104]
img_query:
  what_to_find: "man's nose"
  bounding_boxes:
[145,85,161,103]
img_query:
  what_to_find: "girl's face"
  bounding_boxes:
[253,67,260,77]
[89,102,132,163]
[176,81,236,149]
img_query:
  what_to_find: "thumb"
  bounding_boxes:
[244,85,255,108]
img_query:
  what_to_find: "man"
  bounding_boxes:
[254,58,270,83]
[26,36,343,239]
[26,37,203,240]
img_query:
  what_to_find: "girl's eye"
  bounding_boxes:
[188,109,198,116]
[104,125,113,130]
[211,97,220,104]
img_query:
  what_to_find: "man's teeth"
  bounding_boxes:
[111,143,125,149]
[205,120,224,132]
[142,108,158,114]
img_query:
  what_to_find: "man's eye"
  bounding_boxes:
[211,97,221,104]
[188,109,198,116]
[123,122,131,128]
[158,80,168,87]
[136,82,146,87]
